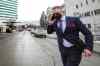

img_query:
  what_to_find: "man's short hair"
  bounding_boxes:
[52,6,62,10]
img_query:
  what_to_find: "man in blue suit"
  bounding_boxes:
[47,6,93,66]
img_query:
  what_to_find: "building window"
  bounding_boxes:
[88,24,91,28]
[73,12,80,16]
[76,4,79,9]
[94,9,100,15]
[80,13,84,17]
[91,11,94,16]
[98,0,100,2]
[92,0,95,2]
[84,11,91,16]
[81,3,83,7]
[86,0,88,5]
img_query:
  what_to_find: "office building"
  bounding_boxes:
[0,0,17,22]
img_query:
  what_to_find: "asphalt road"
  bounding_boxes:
[0,31,100,66]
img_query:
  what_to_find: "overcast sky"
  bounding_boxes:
[17,0,64,22]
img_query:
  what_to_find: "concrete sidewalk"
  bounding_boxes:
[94,41,100,54]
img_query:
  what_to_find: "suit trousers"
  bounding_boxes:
[59,45,83,66]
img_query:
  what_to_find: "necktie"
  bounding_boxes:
[59,20,63,32]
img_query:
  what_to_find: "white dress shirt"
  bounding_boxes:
[57,16,74,47]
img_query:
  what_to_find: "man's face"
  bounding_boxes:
[53,8,63,15]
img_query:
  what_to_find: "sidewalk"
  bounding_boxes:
[94,41,100,54]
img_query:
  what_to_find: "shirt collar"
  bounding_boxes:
[61,16,66,21]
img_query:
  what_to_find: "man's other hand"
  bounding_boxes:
[48,19,56,25]
[82,49,92,57]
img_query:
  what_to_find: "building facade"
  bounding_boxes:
[0,0,17,32]
[64,0,100,16]
[0,0,17,22]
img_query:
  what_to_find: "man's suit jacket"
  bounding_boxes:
[47,16,93,51]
